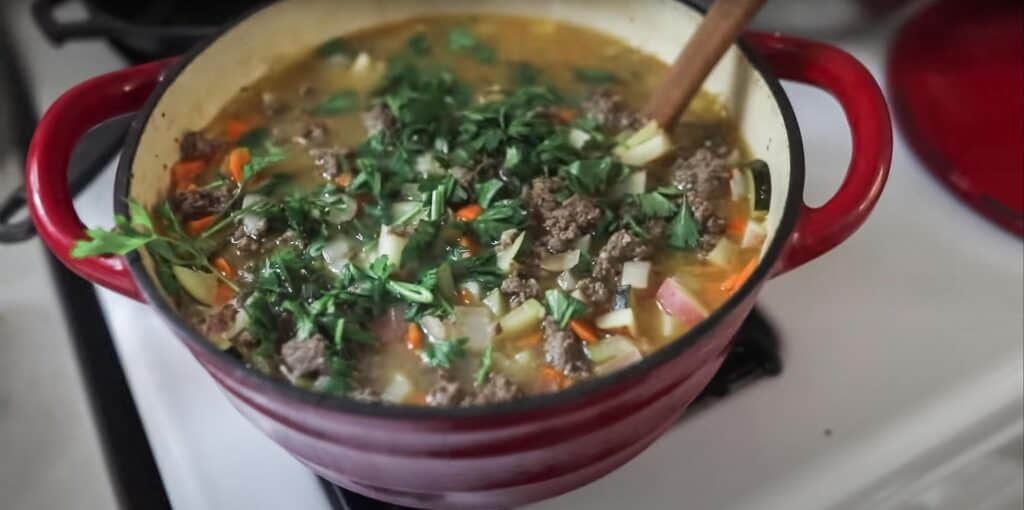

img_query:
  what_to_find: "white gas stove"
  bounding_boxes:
[9,1,1022,509]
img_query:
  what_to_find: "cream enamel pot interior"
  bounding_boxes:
[26,0,891,507]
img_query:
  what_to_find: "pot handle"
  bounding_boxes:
[31,0,214,44]
[746,33,892,276]
[25,60,172,301]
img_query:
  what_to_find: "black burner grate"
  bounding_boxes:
[322,308,782,510]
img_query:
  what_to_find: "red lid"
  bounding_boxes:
[888,0,1024,237]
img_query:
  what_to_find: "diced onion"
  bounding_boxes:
[454,306,497,352]
[415,152,444,177]
[322,234,359,273]
[377,225,409,271]
[594,307,638,336]
[326,195,358,224]
[498,298,546,338]
[460,281,484,302]
[655,277,709,327]
[620,260,651,289]
[241,194,268,236]
[613,121,672,166]
[585,335,643,376]
[557,271,578,292]
[574,235,592,253]
[351,52,372,73]
[419,316,448,342]
[568,128,592,149]
[741,220,767,249]
[729,168,748,201]
[496,230,525,273]
[610,170,647,198]
[540,249,580,272]
[706,238,738,269]
[381,372,413,403]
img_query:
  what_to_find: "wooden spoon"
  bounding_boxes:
[643,0,767,128]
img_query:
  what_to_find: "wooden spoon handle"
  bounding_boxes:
[643,0,766,128]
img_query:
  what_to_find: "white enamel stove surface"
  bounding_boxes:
[11,1,1022,509]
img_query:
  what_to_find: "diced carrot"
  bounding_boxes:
[454,204,484,222]
[458,288,476,305]
[550,106,577,124]
[516,330,544,348]
[538,365,569,392]
[721,257,759,293]
[171,159,207,191]
[569,319,600,344]
[213,282,236,306]
[213,257,236,280]
[334,171,354,188]
[405,323,424,351]
[727,216,746,238]
[227,147,251,183]
[185,214,217,237]
[457,235,480,256]
[224,119,254,142]
[408,392,428,406]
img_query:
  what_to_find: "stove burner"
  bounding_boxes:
[320,308,782,510]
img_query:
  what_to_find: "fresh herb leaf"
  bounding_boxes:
[282,299,317,339]
[474,344,493,386]
[511,62,540,86]
[243,143,287,180]
[574,68,619,85]
[72,226,155,257]
[315,90,359,116]
[316,37,353,59]
[561,157,628,196]
[668,199,701,250]
[471,199,527,243]
[447,27,496,63]
[237,127,270,151]
[407,33,431,56]
[422,337,468,369]
[474,179,503,208]
[544,288,587,328]
[633,192,678,219]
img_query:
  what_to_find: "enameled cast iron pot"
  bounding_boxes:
[26,1,892,507]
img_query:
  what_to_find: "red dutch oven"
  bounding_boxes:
[25,1,891,508]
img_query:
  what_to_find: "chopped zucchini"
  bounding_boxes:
[495,230,525,273]
[745,160,771,219]
[585,335,642,376]
[483,289,508,317]
[172,266,218,306]
[540,249,580,272]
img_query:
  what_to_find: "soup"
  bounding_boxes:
[75,15,770,406]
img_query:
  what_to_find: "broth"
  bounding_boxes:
[78,15,769,405]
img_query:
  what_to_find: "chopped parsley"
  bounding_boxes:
[574,68,618,85]
[668,199,701,250]
[544,289,587,328]
[315,90,359,116]
[448,27,496,63]
[422,337,468,368]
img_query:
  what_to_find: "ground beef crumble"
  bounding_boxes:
[542,317,591,377]
[500,268,542,308]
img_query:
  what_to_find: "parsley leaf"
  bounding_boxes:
[474,344,494,386]
[315,90,359,116]
[72,226,155,257]
[511,62,540,86]
[407,34,431,56]
[633,192,678,218]
[544,288,587,328]
[561,157,628,196]
[574,68,618,85]
[448,27,496,63]
[471,199,527,243]
[243,142,287,180]
[668,199,701,250]
[422,337,468,368]
[474,179,503,208]
[316,37,353,59]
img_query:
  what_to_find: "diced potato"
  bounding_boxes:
[453,306,496,352]
[381,372,413,403]
[620,260,651,289]
[706,238,739,269]
[498,299,546,338]
[585,335,642,376]
[595,308,638,336]
[377,225,409,271]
